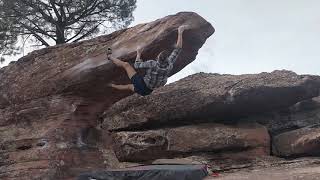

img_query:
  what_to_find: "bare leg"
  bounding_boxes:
[109,84,134,92]
[110,57,137,79]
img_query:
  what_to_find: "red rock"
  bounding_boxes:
[0,12,214,107]
[245,96,320,136]
[0,95,111,179]
[273,126,320,157]
[102,71,320,131]
[0,12,214,179]
[112,123,270,162]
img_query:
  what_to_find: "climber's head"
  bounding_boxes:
[157,50,170,64]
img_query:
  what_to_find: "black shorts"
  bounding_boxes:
[131,74,153,96]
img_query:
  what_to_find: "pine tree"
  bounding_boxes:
[0,0,137,62]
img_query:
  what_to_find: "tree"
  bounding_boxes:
[0,0,137,62]
[0,2,20,63]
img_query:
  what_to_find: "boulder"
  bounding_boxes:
[245,96,320,135]
[0,11,214,108]
[272,126,320,157]
[0,12,214,179]
[102,70,320,131]
[0,95,113,179]
[3,8,320,179]
[112,123,270,162]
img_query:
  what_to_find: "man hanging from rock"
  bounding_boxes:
[107,25,187,96]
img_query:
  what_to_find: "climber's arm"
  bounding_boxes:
[176,25,186,49]
[134,60,157,69]
[167,48,182,66]
[167,26,186,65]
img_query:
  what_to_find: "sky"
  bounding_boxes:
[1,0,320,83]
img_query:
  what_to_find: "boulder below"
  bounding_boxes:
[273,126,320,157]
[112,123,270,162]
[243,96,320,136]
[100,70,320,179]
[102,70,320,131]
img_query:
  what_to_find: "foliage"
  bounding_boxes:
[0,0,137,62]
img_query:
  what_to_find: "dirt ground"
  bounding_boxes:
[204,157,320,180]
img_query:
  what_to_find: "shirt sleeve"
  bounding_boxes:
[134,60,157,69]
[167,47,182,65]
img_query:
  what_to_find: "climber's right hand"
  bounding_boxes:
[178,25,188,34]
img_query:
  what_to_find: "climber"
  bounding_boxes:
[107,25,188,96]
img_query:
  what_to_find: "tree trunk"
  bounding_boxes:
[56,25,65,44]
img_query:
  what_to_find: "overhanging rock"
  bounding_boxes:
[0,12,214,108]
[0,12,214,179]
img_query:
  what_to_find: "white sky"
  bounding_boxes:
[1,0,320,83]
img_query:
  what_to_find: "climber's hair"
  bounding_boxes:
[157,50,171,63]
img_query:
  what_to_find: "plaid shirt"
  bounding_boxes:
[134,47,182,90]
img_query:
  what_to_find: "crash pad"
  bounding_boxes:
[77,164,208,180]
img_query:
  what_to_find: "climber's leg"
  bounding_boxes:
[108,84,135,92]
[110,57,136,79]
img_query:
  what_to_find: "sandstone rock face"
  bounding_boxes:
[102,70,320,131]
[0,95,111,179]
[113,123,270,162]
[273,126,320,157]
[247,96,320,136]
[0,12,214,179]
[2,10,320,179]
[99,70,320,179]
[0,11,214,107]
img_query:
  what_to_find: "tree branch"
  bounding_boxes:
[32,33,50,47]
[71,23,101,43]
[66,0,100,26]
[12,6,57,42]
[21,1,56,25]
[65,23,87,42]
[49,0,62,22]
[18,22,53,45]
